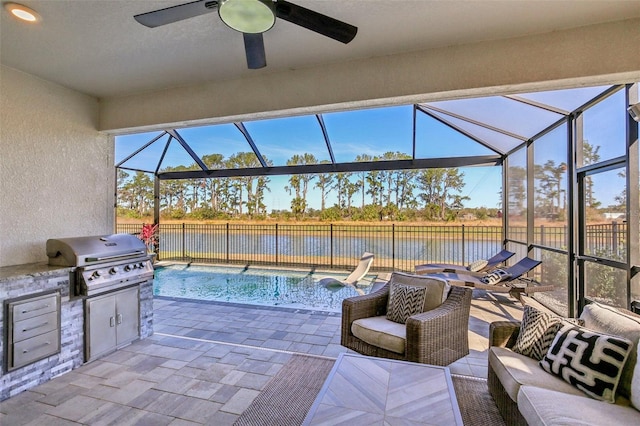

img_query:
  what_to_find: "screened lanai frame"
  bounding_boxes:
[115,82,640,316]
[500,83,640,316]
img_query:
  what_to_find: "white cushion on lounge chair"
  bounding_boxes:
[467,259,488,272]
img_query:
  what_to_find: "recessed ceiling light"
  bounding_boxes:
[5,2,40,23]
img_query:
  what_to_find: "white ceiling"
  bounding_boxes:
[2,0,640,99]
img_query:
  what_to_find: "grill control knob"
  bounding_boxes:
[124,265,132,272]
[138,262,145,268]
[93,270,101,277]
[109,267,119,275]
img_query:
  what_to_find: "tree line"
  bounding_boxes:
[117,151,483,222]
[118,142,620,222]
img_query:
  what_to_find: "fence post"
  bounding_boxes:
[330,223,334,268]
[392,224,395,271]
[275,223,279,265]
[541,225,545,247]
[157,223,161,261]
[461,224,465,264]
[182,223,186,259]
[226,223,229,264]
[612,221,618,257]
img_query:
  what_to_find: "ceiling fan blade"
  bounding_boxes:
[275,0,357,44]
[243,33,267,69]
[134,0,219,28]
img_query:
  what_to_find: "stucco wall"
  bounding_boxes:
[0,66,113,267]
[100,18,640,133]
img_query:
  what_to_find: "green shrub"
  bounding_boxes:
[320,206,342,221]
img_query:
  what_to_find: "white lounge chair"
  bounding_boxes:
[318,252,375,292]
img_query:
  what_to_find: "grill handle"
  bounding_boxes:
[85,251,146,262]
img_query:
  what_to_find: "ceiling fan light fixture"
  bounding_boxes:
[218,0,275,34]
[4,2,40,23]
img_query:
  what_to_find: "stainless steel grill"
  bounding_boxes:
[46,234,154,297]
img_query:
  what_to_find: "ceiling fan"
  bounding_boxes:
[134,0,357,69]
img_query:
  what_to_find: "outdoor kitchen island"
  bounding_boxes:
[0,243,154,401]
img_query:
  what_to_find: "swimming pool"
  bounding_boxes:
[153,264,379,312]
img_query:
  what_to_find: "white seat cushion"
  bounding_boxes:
[489,347,585,402]
[352,315,406,354]
[518,385,640,426]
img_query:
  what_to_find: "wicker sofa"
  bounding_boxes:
[489,298,640,425]
[341,278,472,366]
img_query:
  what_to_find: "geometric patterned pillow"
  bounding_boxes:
[539,325,633,403]
[386,283,428,324]
[513,305,563,360]
[481,268,512,285]
[467,259,488,272]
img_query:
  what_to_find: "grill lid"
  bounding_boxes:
[47,234,147,267]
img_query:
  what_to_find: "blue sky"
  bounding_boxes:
[116,105,503,210]
[115,85,630,212]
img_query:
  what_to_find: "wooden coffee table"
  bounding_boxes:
[303,353,463,425]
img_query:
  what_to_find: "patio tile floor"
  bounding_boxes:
[0,291,522,425]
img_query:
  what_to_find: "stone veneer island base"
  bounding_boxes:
[0,263,153,401]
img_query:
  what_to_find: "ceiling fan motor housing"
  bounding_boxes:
[218,0,276,34]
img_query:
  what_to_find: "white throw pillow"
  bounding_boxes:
[467,259,489,272]
[539,325,632,403]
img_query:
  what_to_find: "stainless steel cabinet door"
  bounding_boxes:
[86,294,117,361]
[115,286,139,347]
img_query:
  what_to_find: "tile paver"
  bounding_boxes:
[0,290,522,425]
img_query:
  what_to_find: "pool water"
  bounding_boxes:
[153,264,379,312]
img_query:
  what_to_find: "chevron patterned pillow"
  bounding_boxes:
[386,283,428,324]
[540,326,632,403]
[512,305,563,360]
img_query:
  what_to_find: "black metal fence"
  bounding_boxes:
[117,221,626,272]
[584,222,627,261]
[118,223,500,271]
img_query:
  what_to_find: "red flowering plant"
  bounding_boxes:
[139,223,159,254]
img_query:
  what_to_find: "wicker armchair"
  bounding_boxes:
[341,283,472,366]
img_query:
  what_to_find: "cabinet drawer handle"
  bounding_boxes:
[21,304,50,314]
[22,341,50,354]
[116,313,123,325]
[110,316,115,327]
[22,321,49,332]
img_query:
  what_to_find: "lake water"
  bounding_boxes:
[154,264,379,312]
[159,229,503,268]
